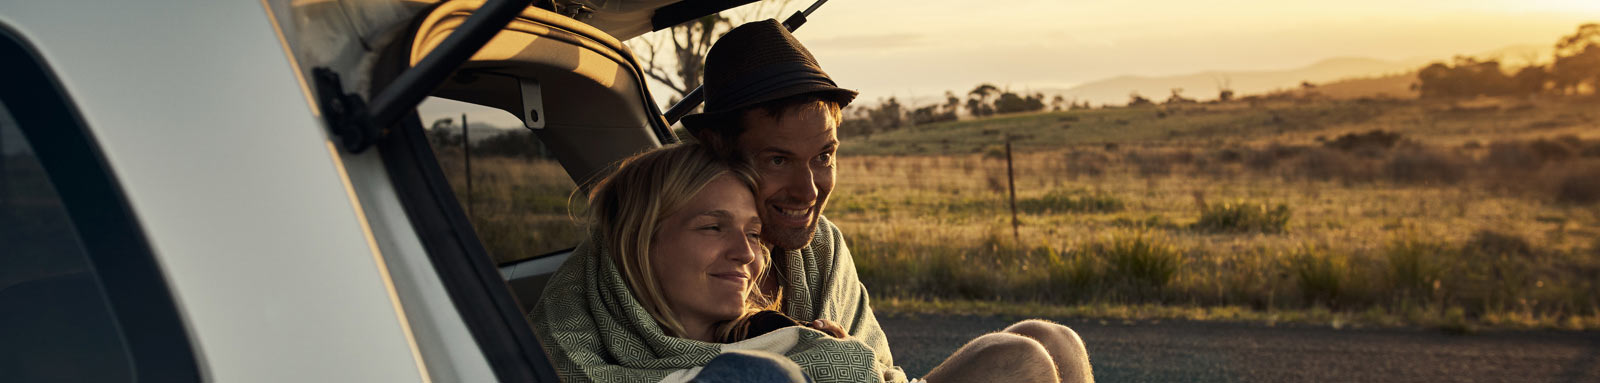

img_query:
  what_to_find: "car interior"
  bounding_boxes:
[396,1,691,314]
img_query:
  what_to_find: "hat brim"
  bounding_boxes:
[681,85,857,137]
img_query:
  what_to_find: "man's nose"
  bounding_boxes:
[786,165,818,203]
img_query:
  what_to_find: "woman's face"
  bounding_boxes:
[650,174,765,339]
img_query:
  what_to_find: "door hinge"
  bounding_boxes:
[313,67,381,153]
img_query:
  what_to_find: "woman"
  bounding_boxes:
[530,143,880,383]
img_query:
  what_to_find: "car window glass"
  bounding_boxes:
[0,99,136,382]
[419,96,583,264]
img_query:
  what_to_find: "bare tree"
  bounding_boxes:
[1213,75,1234,102]
[629,1,794,104]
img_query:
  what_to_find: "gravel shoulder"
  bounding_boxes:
[880,313,1600,382]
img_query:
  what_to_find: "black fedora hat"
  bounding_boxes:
[680,19,857,135]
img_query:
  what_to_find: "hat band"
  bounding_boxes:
[708,62,838,111]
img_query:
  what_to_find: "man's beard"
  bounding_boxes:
[764,221,816,251]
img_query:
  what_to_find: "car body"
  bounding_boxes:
[0,0,741,381]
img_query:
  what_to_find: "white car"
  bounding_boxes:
[0,0,742,381]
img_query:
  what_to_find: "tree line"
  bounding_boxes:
[1417,23,1600,99]
[840,84,1089,138]
[426,118,553,160]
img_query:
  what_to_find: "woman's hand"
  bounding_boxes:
[808,319,847,339]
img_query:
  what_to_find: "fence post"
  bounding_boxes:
[462,112,473,220]
[1006,137,1019,242]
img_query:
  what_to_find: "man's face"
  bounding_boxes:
[735,104,838,251]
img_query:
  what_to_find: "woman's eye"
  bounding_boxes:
[746,231,761,239]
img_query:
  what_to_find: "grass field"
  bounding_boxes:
[832,96,1600,329]
[437,96,1600,329]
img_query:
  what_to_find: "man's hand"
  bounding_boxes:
[808,319,847,339]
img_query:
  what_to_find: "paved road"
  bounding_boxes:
[879,314,1600,382]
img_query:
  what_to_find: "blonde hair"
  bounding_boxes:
[586,143,777,339]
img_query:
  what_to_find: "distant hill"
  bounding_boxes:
[1300,72,1418,100]
[1019,44,1550,107]
[1038,57,1425,106]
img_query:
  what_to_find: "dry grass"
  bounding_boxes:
[832,97,1600,329]
[433,97,1600,329]
[432,151,584,264]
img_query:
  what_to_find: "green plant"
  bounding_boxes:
[1288,246,1349,307]
[1044,247,1101,301]
[1092,233,1184,297]
[982,144,1007,159]
[1193,201,1292,233]
[1019,189,1125,214]
[1384,232,1448,303]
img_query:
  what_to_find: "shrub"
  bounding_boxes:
[1324,130,1403,153]
[1019,189,1125,213]
[1461,229,1533,258]
[1294,147,1370,182]
[1193,201,1292,233]
[1450,230,1538,313]
[1528,137,1577,163]
[1385,148,1468,185]
[982,144,1007,159]
[1551,163,1600,204]
[1063,150,1110,178]
[1044,247,1100,301]
[1126,151,1174,177]
[1383,233,1448,302]
[1244,144,1308,172]
[1289,246,1349,307]
[922,248,996,299]
[1215,148,1244,163]
[1091,233,1184,296]
[1483,140,1542,170]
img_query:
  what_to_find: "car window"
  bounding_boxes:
[0,29,197,381]
[0,95,137,382]
[419,97,584,264]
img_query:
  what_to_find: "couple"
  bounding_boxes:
[530,19,1093,383]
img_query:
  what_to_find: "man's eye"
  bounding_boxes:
[699,225,721,232]
[816,153,833,165]
[769,156,787,166]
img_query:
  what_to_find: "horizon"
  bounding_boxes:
[785,0,1599,105]
[424,1,1600,128]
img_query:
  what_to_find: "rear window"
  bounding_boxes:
[419,97,584,264]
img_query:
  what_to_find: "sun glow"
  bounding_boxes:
[1527,0,1600,12]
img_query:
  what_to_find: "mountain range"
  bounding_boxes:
[890,44,1551,108]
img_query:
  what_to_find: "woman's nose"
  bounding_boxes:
[727,237,757,264]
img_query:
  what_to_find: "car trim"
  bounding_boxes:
[257,2,434,377]
[369,10,560,381]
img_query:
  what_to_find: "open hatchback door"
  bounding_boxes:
[256,0,792,381]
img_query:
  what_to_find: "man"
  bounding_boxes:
[682,19,1094,383]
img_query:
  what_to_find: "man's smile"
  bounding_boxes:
[770,203,813,225]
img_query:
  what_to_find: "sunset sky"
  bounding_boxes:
[425,0,1600,125]
[683,0,1600,104]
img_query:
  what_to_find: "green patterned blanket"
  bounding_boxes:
[529,217,903,382]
